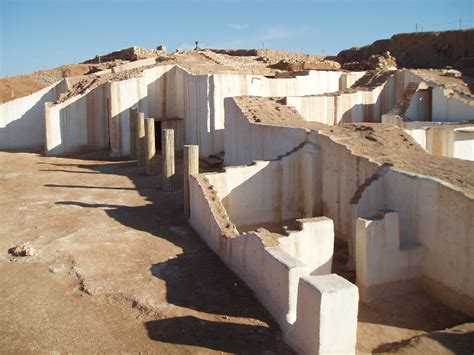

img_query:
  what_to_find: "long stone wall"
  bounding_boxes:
[189,147,359,354]
[353,168,474,316]
[45,82,110,155]
[0,79,69,150]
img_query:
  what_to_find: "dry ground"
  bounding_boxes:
[0,151,473,353]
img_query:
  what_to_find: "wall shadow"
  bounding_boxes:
[1,81,66,150]
[46,153,292,353]
[145,316,291,354]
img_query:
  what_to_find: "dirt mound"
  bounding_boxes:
[211,48,325,62]
[269,58,341,71]
[0,63,113,104]
[83,46,166,64]
[342,51,397,71]
[337,29,474,70]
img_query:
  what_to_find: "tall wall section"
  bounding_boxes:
[1,79,69,150]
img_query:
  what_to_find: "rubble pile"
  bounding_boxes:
[83,46,166,64]
[342,51,397,71]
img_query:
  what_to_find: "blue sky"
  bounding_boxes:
[1,0,473,77]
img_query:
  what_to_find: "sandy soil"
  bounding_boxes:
[1,151,473,353]
[0,151,292,354]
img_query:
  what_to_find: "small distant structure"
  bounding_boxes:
[194,41,200,50]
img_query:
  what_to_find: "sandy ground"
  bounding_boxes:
[1,151,473,353]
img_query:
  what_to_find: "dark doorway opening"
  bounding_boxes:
[155,120,162,152]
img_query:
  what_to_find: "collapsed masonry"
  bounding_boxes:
[1,47,473,354]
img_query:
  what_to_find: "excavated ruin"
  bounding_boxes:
[1,31,474,354]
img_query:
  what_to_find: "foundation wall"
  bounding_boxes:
[0,79,69,150]
[224,98,309,166]
[432,86,474,122]
[109,77,148,156]
[189,174,358,353]
[209,71,343,155]
[353,169,474,316]
[224,98,380,241]
[383,119,474,161]
[285,71,416,125]
[45,82,110,155]
[356,210,425,302]
[208,143,321,227]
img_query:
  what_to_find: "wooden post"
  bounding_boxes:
[136,112,146,166]
[129,107,138,159]
[161,129,175,191]
[145,118,157,176]
[184,145,199,218]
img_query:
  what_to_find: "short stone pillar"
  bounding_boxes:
[145,118,157,176]
[136,112,146,166]
[287,274,358,355]
[129,107,138,159]
[184,145,199,217]
[161,129,175,191]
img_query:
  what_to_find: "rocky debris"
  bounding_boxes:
[212,48,325,62]
[83,46,166,64]
[8,243,37,257]
[270,58,341,71]
[337,29,474,69]
[342,51,397,71]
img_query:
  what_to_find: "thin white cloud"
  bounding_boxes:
[228,23,249,30]
[177,25,312,50]
[258,25,310,41]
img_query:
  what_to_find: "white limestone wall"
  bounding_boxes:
[224,98,309,166]
[208,143,321,227]
[224,98,380,241]
[189,174,358,353]
[109,78,148,156]
[356,210,425,302]
[389,121,474,161]
[0,79,69,150]
[432,87,474,122]
[354,168,474,316]
[209,71,343,155]
[279,217,334,275]
[286,73,399,125]
[287,274,358,355]
[45,83,110,155]
[182,71,211,154]
[453,127,474,160]
[318,134,379,240]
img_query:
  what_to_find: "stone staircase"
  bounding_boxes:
[390,82,420,117]
[351,70,396,90]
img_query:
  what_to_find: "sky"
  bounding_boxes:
[1,0,473,77]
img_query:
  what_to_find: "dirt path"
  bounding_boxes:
[0,151,292,353]
[0,151,472,353]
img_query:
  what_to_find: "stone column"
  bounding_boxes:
[183,145,199,217]
[136,112,146,166]
[161,129,175,191]
[145,118,157,176]
[129,107,138,159]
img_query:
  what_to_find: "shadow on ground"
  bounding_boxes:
[47,151,292,353]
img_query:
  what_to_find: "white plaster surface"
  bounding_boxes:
[353,169,474,314]
[1,80,69,149]
[356,210,425,300]
[287,274,358,355]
